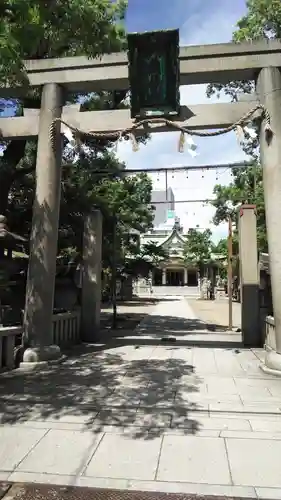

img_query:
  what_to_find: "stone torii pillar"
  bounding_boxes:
[238,204,260,346]
[257,67,281,375]
[81,211,103,342]
[22,83,64,364]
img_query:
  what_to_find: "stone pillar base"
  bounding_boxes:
[260,348,281,377]
[20,344,63,369]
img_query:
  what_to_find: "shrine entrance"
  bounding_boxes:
[188,270,198,287]
[1,28,280,374]
[166,269,184,287]
[153,269,162,286]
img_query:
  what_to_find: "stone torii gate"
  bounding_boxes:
[1,39,281,374]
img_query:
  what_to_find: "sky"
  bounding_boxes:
[116,0,249,242]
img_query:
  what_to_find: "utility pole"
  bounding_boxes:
[228,216,233,331]
[111,217,117,329]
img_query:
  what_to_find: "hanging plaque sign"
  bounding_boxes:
[127,29,180,119]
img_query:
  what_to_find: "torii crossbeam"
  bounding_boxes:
[0,101,261,139]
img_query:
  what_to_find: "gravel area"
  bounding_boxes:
[188,298,241,329]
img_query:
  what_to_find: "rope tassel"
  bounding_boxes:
[186,135,198,157]
[73,132,83,152]
[114,131,123,152]
[264,123,274,145]
[178,131,185,152]
[130,132,139,152]
[264,122,273,134]
[60,121,79,150]
[263,109,273,143]
[61,123,75,144]
[235,125,245,144]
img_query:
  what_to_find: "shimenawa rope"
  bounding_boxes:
[49,104,272,152]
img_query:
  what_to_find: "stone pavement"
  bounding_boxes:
[126,297,242,345]
[151,286,200,298]
[0,298,281,498]
[101,298,158,319]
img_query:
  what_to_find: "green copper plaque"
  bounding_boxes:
[127,29,180,119]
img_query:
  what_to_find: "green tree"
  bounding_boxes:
[212,238,228,256]
[211,238,228,279]
[94,172,155,271]
[125,242,169,278]
[9,144,155,262]
[0,0,157,279]
[183,228,213,275]
[211,162,267,251]
[0,0,127,87]
[206,0,281,252]
[206,0,281,102]
[0,0,127,216]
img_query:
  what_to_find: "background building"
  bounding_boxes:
[140,210,225,288]
[151,188,175,227]
[140,213,199,287]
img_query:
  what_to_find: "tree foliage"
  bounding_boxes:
[206,0,281,102]
[206,0,281,253]
[212,162,267,251]
[0,0,157,281]
[0,0,127,88]
[8,143,155,264]
[183,228,213,274]
[124,242,169,278]
[0,0,128,218]
[212,238,228,258]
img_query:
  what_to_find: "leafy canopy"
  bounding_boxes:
[206,0,281,102]
[183,228,213,268]
[0,0,129,216]
[124,242,169,278]
[206,0,281,252]
[0,0,127,87]
[0,0,156,274]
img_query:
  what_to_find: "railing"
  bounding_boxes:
[264,315,276,351]
[52,310,81,346]
[0,309,81,372]
[0,326,22,371]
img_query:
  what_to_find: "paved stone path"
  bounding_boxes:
[127,297,242,345]
[0,298,281,498]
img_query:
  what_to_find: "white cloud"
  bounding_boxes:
[179,0,242,46]
[117,1,248,241]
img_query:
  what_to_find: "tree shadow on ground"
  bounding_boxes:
[101,297,179,309]
[96,315,242,355]
[97,311,242,349]
[0,343,204,439]
[100,312,237,338]
[122,314,233,336]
